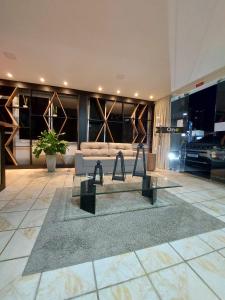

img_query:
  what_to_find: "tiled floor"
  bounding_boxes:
[0,168,225,299]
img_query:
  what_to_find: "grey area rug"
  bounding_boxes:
[64,190,173,221]
[23,188,225,275]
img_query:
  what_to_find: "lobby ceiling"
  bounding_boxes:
[0,0,225,100]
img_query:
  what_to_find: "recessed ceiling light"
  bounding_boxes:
[134,92,139,97]
[149,95,154,100]
[40,77,45,83]
[63,81,68,86]
[98,86,103,91]
[117,90,120,94]
[7,72,13,78]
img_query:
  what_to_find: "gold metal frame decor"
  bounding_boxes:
[131,104,139,143]
[138,104,148,143]
[95,98,115,142]
[43,92,68,135]
[4,87,19,165]
[91,98,149,144]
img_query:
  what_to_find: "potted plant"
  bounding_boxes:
[33,130,68,172]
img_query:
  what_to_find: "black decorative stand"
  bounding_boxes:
[132,143,146,177]
[80,179,96,214]
[112,151,126,181]
[93,160,103,185]
[141,175,156,205]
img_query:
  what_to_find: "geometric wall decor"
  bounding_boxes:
[4,87,19,165]
[43,91,68,135]
[130,104,139,143]
[95,98,115,142]
[138,104,148,143]
[91,97,148,144]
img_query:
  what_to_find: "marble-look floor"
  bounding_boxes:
[0,168,225,299]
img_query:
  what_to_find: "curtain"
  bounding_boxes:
[152,96,171,169]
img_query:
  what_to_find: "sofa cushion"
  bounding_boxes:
[82,149,108,157]
[81,142,108,150]
[108,143,134,157]
[108,143,132,150]
[80,142,109,157]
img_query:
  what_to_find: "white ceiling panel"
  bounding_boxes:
[0,0,170,100]
[0,0,225,99]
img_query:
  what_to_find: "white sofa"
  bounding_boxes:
[75,142,144,175]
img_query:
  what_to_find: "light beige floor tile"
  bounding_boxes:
[0,257,27,289]
[217,216,225,222]
[199,229,225,250]
[36,262,95,300]
[0,231,14,253]
[32,197,53,209]
[94,252,144,289]
[189,252,225,300]
[71,292,98,300]
[20,209,48,228]
[0,257,40,300]
[0,199,36,212]
[170,236,213,260]
[193,203,218,217]
[15,190,40,200]
[0,273,40,300]
[136,243,182,273]
[179,192,208,203]
[0,211,27,231]
[150,263,218,300]
[200,201,225,216]
[0,192,17,201]
[216,198,225,205]
[218,248,225,257]
[99,276,159,300]
[201,189,225,199]
[40,187,57,194]
[0,201,9,210]
[0,227,40,260]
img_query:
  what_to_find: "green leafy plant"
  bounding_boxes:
[33,130,68,158]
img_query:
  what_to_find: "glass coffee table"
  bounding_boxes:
[72,174,181,214]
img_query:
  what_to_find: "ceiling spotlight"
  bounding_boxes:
[98,86,103,92]
[7,72,13,78]
[149,95,154,100]
[40,77,45,83]
[134,92,139,97]
[63,81,68,86]
[117,90,120,94]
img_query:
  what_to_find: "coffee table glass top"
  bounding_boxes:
[72,174,181,197]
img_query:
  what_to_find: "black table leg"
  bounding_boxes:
[80,179,96,214]
[142,175,157,205]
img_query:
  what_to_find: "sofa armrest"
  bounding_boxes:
[74,150,84,174]
[74,150,83,156]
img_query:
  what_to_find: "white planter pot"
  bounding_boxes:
[46,154,56,172]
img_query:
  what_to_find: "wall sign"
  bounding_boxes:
[156,127,185,133]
